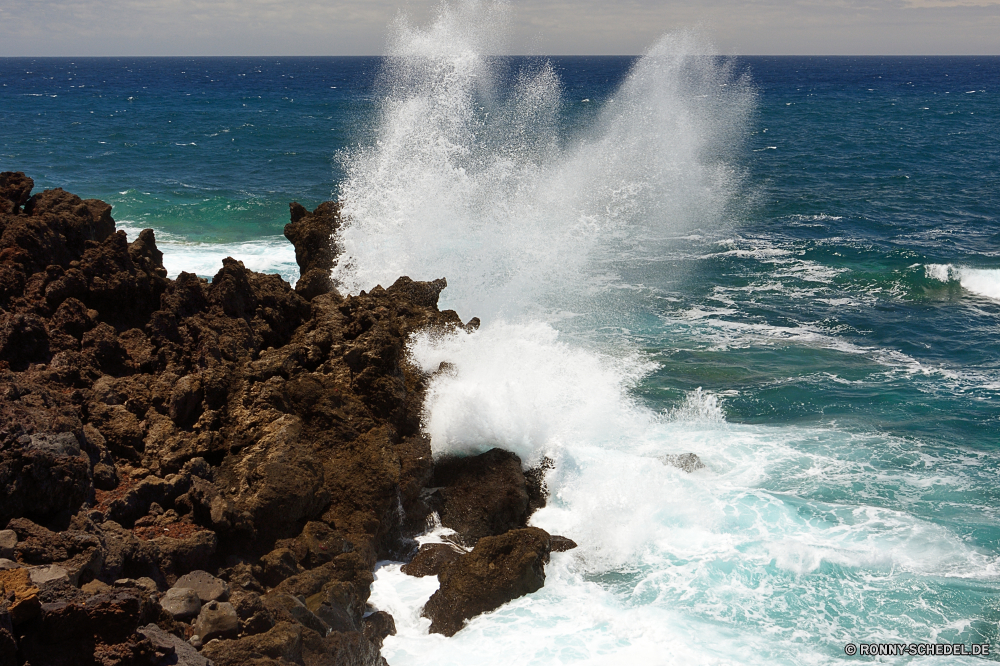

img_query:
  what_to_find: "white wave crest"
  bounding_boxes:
[925,263,1000,301]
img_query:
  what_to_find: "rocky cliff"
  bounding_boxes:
[0,173,571,665]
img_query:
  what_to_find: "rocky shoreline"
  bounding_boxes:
[0,173,571,665]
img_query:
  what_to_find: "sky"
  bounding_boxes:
[0,0,997,56]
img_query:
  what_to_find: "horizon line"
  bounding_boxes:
[2,53,1000,59]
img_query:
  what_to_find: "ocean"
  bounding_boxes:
[2,7,999,665]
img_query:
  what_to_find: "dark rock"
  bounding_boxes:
[0,171,34,213]
[362,610,396,649]
[661,452,706,472]
[17,588,155,665]
[200,621,304,666]
[228,587,275,636]
[0,599,16,666]
[265,593,330,636]
[284,200,340,300]
[550,535,578,552]
[0,175,475,666]
[0,439,92,527]
[428,448,531,545]
[423,527,552,637]
[260,547,300,588]
[400,543,462,578]
[524,456,554,513]
[275,520,353,570]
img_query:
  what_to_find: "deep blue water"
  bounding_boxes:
[2,53,999,663]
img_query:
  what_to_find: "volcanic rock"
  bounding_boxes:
[0,174,494,663]
[161,586,202,620]
[284,200,340,301]
[194,599,240,641]
[362,611,396,649]
[174,569,230,602]
[422,527,552,637]
[138,623,213,666]
[0,567,40,624]
[200,621,305,666]
[400,542,463,578]
[0,600,15,666]
[0,530,15,559]
[550,535,578,552]
[427,448,531,546]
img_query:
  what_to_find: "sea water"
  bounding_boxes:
[2,3,999,663]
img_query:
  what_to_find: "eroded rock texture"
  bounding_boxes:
[0,173,472,665]
[422,527,553,637]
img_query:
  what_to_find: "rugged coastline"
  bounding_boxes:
[0,173,567,665]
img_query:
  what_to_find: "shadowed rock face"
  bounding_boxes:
[428,448,531,547]
[284,201,341,301]
[0,173,474,665]
[422,527,553,637]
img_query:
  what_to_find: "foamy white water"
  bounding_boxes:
[332,3,996,664]
[926,263,1000,302]
[118,222,299,283]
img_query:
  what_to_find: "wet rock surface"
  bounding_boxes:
[0,174,481,664]
[427,448,531,547]
[422,527,553,637]
[400,543,463,578]
[661,452,706,473]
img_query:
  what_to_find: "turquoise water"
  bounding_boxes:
[2,20,999,664]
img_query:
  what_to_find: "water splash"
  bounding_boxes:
[333,1,755,321]
[343,6,999,663]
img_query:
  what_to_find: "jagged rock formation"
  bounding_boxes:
[0,172,582,660]
[0,173,475,664]
[422,527,553,637]
[407,448,576,636]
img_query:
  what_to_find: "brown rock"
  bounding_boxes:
[284,200,341,300]
[0,567,41,624]
[260,547,300,588]
[423,527,552,637]
[0,175,476,666]
[550,535,578,552]
[0,599,16,666]
[428,448,531,545]
[400,543,463,578]
[200,620,304,665]
[0,171,34,213]
[362,610,396,649]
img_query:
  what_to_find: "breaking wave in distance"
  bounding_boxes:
[926,263,1000,302]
